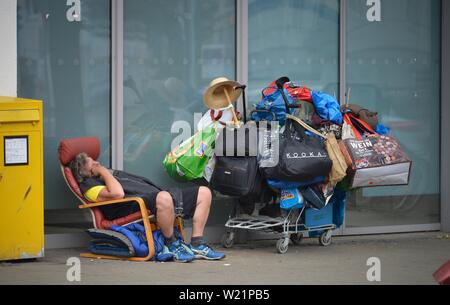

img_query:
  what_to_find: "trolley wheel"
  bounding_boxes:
[290,233,303,246]
[221,231,235,249]
[276,238,289,254]
[319,230,333,247]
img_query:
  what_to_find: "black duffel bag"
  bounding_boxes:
[260,117,332,182]
[210,156,262,198]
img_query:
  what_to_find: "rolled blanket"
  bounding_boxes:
[86,228,135,257]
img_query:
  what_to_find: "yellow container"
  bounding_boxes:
[0,97,44,261]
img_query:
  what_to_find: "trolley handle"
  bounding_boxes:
[275,76,300,110]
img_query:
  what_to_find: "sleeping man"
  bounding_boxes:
[70,152,225,263]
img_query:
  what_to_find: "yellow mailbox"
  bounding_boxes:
[0,97,44,261]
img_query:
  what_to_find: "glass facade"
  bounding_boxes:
[248,0,339,102]
[345,0,441,227]
[123,0,236,187]
[17,0,111,211]
[123,0,237,225]
[15,0,443,234]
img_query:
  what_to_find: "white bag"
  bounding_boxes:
[197,106,234,131]
[341,120,357,140]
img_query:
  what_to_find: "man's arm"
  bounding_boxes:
[95,166,125,201]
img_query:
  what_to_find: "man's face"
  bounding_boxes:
[80,156,100,178]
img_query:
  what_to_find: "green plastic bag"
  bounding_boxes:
[163,126,217,181]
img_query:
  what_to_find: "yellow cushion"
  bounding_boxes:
[84,185,106,202]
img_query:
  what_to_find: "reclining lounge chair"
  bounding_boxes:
[58,137,185,261]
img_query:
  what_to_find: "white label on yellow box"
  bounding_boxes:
[4,136,28,165]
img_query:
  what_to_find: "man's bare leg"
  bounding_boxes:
[156,191,175,239]
[191,186,212,238]
[156,191,195,262]
[189,186,225,260]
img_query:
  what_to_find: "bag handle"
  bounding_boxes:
[283,117,304,140]
[286,114,326,139]
[343,113,363,140]
[210,110,223,121]
[171,121,218,158]
[349,113,377,134]
[275,77,293,112]
[284,115,314,143]
[275,76,291,89]
[345,113,378,137]
[170,138,195,159]
[235,84,247,123]
[343,113,378,140]
[350,116,378,135]
[261,77,292,99]
[276,77,300,112]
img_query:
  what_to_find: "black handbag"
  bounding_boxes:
[260,117,332,182]
[209,156,262,197]
[214,85,260,158]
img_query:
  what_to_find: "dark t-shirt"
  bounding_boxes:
[79,170,163,220]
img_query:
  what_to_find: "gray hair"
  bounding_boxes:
[69,152,89,183]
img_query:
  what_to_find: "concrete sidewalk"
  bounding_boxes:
[1,232,449,285]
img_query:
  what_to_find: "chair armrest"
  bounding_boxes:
[78,197,146,209]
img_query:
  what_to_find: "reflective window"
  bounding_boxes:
[123,0,236,188]
[345,0,441,227]
[17,0,111,211]
[248,0,340,101]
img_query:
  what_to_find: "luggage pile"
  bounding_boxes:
[163,76,412,254]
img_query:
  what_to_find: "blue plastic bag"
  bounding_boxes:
[311,91,343,124]
[251,87,295,125]
[267,176,325,190]
[375,123,391,135]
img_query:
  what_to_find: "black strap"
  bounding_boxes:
[275,76,290,89]
[275,76,300,112]
[275,77,290,111]
[235,85,247,123]
[284,117,306,141]
[349,115,375,135]
[168,188,184,217]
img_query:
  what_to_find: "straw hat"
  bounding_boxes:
[203,77,242,110]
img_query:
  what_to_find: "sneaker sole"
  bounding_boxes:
[194,254,226,261]
[174,258,195,263]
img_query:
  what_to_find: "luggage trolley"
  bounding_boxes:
[220,110,339,254]
[221,198,337,254]
[217,77,344,254]
[220,77,341,254]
